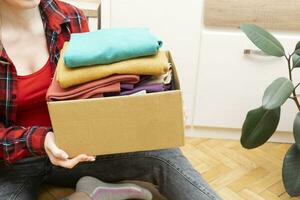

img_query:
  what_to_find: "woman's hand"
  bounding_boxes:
[44,132,95,169]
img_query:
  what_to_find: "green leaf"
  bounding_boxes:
[283,144,300,197]
[262,77,294,110]
[293,54,300,68]
[294,112,300,150]
[241,106,280,149]
[240,24,285,57]
[295,41,300,55]
[295,41,300,51]
[295,48,300,56]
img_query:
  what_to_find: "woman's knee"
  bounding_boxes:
[144,149,188,181]
[146,148,192,171]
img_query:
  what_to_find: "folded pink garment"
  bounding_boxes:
[46,74,140,101]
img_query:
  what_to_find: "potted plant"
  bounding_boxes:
[240,24,300,197]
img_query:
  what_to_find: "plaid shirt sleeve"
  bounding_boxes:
[0,123,52,164]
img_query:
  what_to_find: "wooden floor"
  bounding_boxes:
[181,137,300,200]
[40,137,300,200]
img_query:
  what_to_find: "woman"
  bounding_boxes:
[0,0,221,199]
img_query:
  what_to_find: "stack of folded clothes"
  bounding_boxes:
[46,28,175,101]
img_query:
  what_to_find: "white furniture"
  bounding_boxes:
[194,30,300,133]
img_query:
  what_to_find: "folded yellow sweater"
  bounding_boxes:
[57,42,170,88]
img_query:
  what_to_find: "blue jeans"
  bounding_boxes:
[0,148,222,200]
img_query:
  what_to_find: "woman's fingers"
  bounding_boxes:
[62,154,94,169]
[49,145,69,160]
[47,149,95,169]
[45,132,69,160]
[55,154,94,169]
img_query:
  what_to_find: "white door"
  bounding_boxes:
[194,30,300,132]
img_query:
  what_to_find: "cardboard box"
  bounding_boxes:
[47,51,184,157]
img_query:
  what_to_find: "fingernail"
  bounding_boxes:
[62,153,69,159]
[90,157,96,161]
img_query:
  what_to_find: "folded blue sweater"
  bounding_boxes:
[64,28,163,68]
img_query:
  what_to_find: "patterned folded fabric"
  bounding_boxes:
[57,42,170,88]
[64,28,162,67]
[47,74,140,101]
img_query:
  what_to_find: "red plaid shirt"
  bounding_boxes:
[0,0,89,164]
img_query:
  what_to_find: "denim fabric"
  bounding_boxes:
[0,148,222,200]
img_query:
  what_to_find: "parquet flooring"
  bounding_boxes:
[39,137,300,200]
[180,137,300,200]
